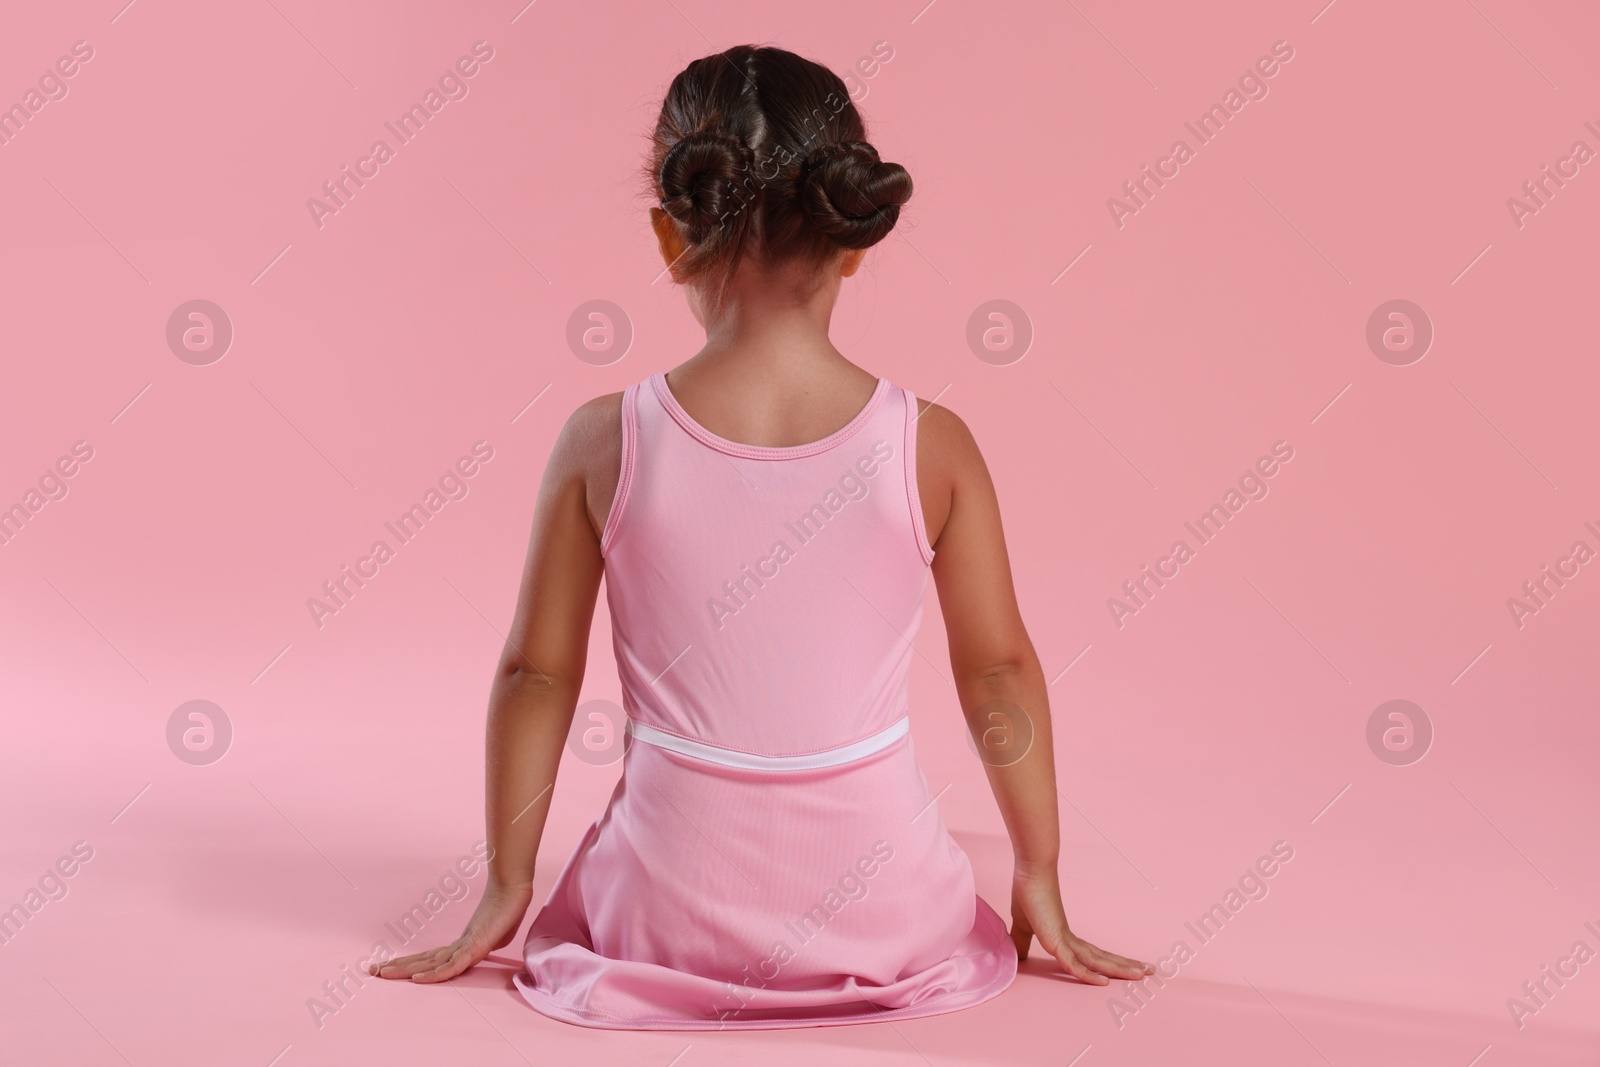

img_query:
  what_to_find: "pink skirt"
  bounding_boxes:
[514,727,1017,1029]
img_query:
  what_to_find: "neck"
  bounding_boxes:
[691,263,846,377]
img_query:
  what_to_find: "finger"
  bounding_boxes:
[1053,945,1109,986]
[1081,942,1153,976]
[1084,950,1152,980]
[376,946,453,979]
[373,951,432,978]
[411,945,476,984]
[1096,951,1151,973]
[1081,940,1150,971]
[377,946,451,976]
[413,944,473,982]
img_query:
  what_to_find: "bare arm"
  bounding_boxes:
[375,394,620,983]
[481,394,615,889]
[919,400,1151,984]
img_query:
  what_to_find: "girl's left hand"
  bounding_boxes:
[1009,866,1154,985]
[370,877,533,984]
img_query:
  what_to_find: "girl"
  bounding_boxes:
[373,44,1152,1029]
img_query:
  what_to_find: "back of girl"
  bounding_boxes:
[371,43,1152,1031]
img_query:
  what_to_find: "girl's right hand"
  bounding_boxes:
[370,878,535,984]
[1009,866,1153,985]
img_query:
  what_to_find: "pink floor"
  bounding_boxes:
[3,0,1599,1064]
[5,677,1599,1065]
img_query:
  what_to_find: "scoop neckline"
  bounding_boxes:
[651,372,891,460]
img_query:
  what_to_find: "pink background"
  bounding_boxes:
[2,0,1597,1064]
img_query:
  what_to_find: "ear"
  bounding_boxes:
[839,248,869,278]
[650,208,686,268]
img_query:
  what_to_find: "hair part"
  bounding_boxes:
[647,45,913,304]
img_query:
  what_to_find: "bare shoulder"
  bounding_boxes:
[546,391,625,539]
[555,391,624,461]
[913,397,992,549]
[915,397,987,480]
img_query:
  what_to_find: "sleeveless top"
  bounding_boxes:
[601,372,936,758]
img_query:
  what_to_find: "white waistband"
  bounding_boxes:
[625,716,910,770]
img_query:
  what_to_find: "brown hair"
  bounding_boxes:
[647,45,913,302]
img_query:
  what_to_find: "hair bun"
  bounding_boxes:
[658,130,752,242]
[799,141,913,249]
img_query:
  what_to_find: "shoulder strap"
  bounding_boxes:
[901,386,936,564]
[599,381,640,557]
